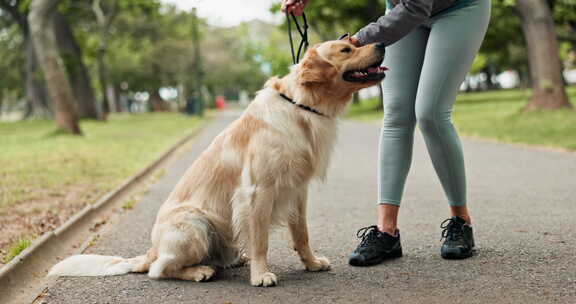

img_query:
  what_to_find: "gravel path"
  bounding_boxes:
[43,111,576,304]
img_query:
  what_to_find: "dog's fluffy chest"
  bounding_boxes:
[248,91,338,184]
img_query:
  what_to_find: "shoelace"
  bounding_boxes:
[356,225,380,246]
[440,218,464,241]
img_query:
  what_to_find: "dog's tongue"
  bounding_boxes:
[367,66,389,73]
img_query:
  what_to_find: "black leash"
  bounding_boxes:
[286,11,309,65]
[282,10,325,117]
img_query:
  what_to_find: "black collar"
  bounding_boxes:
[279,93,325,117]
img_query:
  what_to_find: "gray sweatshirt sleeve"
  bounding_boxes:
[354,0,433,46]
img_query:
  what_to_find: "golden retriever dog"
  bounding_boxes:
[49,38,387,287]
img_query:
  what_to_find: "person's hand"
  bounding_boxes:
[281,0,310,17]
[350,36,361,47]
[338,33,362,47]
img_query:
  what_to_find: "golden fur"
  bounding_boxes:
[48,39,385,287]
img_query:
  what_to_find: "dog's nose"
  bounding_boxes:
[375,42,386,54]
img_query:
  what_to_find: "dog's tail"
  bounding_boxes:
[48,254,147,277]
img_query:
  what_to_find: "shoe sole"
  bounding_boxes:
[441,248,474,260]
[349,248,403,267]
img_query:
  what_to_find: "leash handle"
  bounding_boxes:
[286,11,309,65]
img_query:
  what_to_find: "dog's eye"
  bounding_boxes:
[341,47,352,53]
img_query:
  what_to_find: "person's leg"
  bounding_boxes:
[349,27,429,267]
[451,205,471,224]
[414,0,491,212]
[377,205,399,235]
[414,0,491,258]
[377,26,430,234]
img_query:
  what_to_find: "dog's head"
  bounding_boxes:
[268,38,387,117]
[297,38,387,91]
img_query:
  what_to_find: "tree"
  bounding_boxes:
[0,0,52,118]
[552,0,576,50]
[103,1,174,110]
[54,11,99,119]
[475,3,528,88]
[201,23,268,99]
[29,0,81,134]
[1,0,100,120]
[0,24,25,115]
[516,0,572,110]
[92,0,118,118]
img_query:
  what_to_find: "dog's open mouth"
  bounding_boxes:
[343,60,388,83]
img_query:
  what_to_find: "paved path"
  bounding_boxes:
[44,111,576,304]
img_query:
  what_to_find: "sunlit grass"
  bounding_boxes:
[2,238,31,264]
[347,86,576,150]
[0,113,205,209]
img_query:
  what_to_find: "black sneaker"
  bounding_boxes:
[348,225,402,267]
[440,216,475,259]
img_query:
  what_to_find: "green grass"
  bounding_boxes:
[122,198,137,210]
[0,113,205,210]
[347,86,576,150]
[2,238,31,264]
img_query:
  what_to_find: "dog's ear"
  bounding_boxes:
[297,49,337,86]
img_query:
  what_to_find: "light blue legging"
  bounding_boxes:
[378,0,491,206]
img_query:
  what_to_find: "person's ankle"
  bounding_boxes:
[377,224,397,236]
[454,215,472,226]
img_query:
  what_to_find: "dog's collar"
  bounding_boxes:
[279,93,325,117]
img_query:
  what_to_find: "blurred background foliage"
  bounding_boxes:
[0,0,575,130]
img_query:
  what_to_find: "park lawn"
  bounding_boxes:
[0,113,205,263]
[347,86,576,151]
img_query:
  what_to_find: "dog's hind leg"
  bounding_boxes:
[172,265,216,281]
[148,226,210,280]
[288,188,331,272]
[148,254,178,279]
[225,254,249,268]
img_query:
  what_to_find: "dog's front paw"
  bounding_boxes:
[250,272,278,287]
[305,257,331,272]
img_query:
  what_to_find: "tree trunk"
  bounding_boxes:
[149,90,166,112]
[516,0,572,110]
[29,0,82,135]
[24,33,52,119]
[54,12,99,119]
[0,0,52,119]
[177,82,186,112]
[92,0,118,120]
[96,49,111,119]
[517,65,531,88]
[482,65,499,90]
[107,84,120,112]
